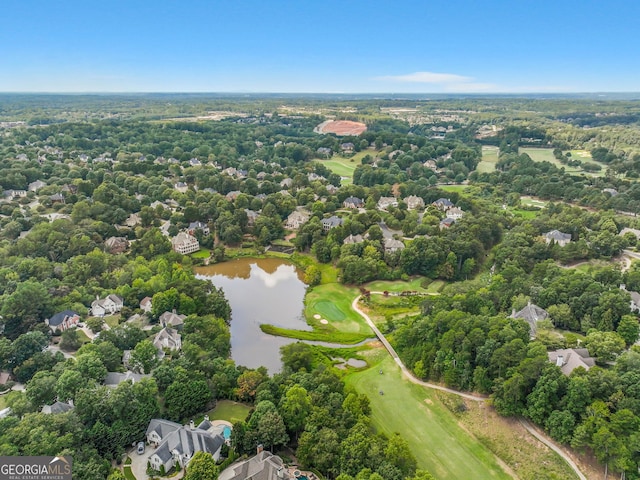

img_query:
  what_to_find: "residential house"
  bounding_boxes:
[189,158,201,167]
[225,190,241,201]
[28,180,46,192]
[279,178,293,189]
[384,238,405,253]
[146,419,225,473]
[544,230,572,247]
[445,207,464,220]
[46,310,80,333]
[326,184,338,194]
[153,327,182,354]
[256,171,268,180]
[424,160,438,172]
[174,182,188,193]
[285,209,311,230]
[105,236,129,254]
[432,198,454,211]
[439,217,456,230]
[343,196,364,209]
[548,348,596,376]
[377,196,399,211]
[317,147,332,157]
[219,450,292,480]
[159,311,186,329]
[308,173,326,182]
[50,193,65,204]
[0,371,11,386]
[123,213,142,228]
[140,297,153,313]
[510,301,549,338]
[171,232,200,255]
[244,209,260,227]
[61,184,78,195]
[42,401,74,415]
[222,167,238,177]
[188,221,210,237]
[602,188,618,196]
[340,142,355,153]
[343,234,364,245]
[404,195,424,210]
[91,294,124,317]
[104,371,151,388]
[322,216,343,231]
[619,228,640,241]
[3,189,28,199]
[620,284,640,312]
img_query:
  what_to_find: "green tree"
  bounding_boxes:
[279,385,312,437]
[384,433,417,477]
[257,410,289,453]
[165,379,212,421]
[184,451,219,480]
[25,371,58,408]
[130,340,157,374]
[60,329,82,352]
[616,314,639,347]
[280,342,314,372]
[56,369,86,402]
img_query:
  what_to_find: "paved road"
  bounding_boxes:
[351,294,588,480]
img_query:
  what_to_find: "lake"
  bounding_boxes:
[195,258,311,373]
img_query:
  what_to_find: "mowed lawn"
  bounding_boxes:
[345,357,511,480]
[365,277,429,293]
[305,283,369,334]
[520,147,602,176]
[437,184,469,193]
[477,146,499,173]
[206,400,251,424]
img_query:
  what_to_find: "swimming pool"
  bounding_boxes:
[223,426,231,440]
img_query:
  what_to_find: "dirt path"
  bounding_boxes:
[351,294,588,480]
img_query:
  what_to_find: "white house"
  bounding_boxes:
[285,209,311,230]
[377,196,398,211]
[140,297,153,313]
[404,195,424,210]
[91,294,124,317]
[445,207,464,220]
[153,327,182,353]
[159,311,186,329]
[171,232,200,255]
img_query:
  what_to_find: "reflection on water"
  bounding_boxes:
[195,258,309,373]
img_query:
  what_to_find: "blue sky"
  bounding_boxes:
[1,0,638,93]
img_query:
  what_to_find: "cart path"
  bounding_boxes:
[351,294,588,480]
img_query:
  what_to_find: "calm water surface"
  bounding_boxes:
[195,258,310,373]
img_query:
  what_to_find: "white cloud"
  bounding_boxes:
[374,71,502,92]
[376,71,473,84]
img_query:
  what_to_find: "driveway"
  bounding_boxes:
[128,446,151,480]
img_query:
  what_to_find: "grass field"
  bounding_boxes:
[123,466,136,480]
[206,400,252,424]
[315,150,374,185]
[511,209,539,219]
[345,356,512,480]
[305,283,369,334]
[521,147,603,177]
[438,184,469,192]
[477,146,499,173]
[520,196,548,208]
[103,314,120,329]
[364,277,430,293]
[191,248,211,259]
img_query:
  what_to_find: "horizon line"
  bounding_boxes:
[0,91,639,95]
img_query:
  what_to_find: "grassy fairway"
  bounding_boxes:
[438,184,469,192]
[345,357,511,480]
[305,283,369,334]
[365,278,430,293]
[477,146,499,173]
[521,147,603,176]
[316,150,374,185]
